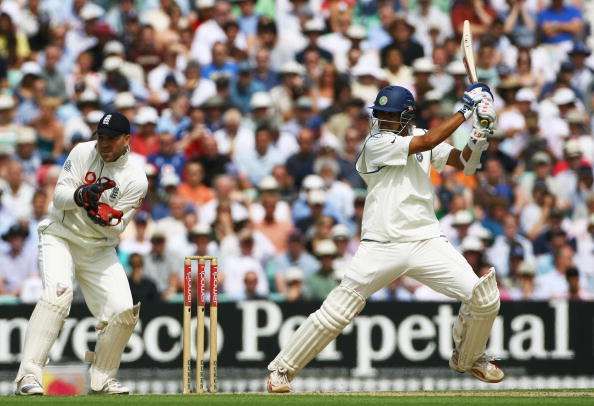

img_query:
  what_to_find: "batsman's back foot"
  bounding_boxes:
[266,370,291,393]
[449,351,505,383]
[15,375,44,395]
[90,379,130,395]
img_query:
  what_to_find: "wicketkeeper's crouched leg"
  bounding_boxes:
[15,287,73,385]
[87,304,140,391]
[268,284,365,380]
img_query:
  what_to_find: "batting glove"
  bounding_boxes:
[458,83,492,120]
[474,93,497,130]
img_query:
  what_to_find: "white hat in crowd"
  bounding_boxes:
[285,267,304,283]
[135,106,159,125]
[250,92,272,109]
[259,176,279,191]
[307,189,326,205]
[0,94,15,110]
[515,88,536,103]
[446,61,466,76]
[331,224,351,240]
[412,57,435,73]
[104,40,125,55]
[552,88,576,105]
[315,239,338,257]
[452,210,473,226]
[80,3,105,21]
[280,61,305,76]
[103,56,123,72]
[302,174,324,190]
[460,236,483,252]
[115,92,136,109]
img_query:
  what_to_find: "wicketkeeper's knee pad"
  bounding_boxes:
[453,269,500,369]
[268,285,365,379]
[87,303,140,391]
[16,287,73,384]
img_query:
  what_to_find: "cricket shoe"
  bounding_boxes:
[266,369,291,393]
[90,379,130,395]
[15,374,44,395]
[449,351,504,383]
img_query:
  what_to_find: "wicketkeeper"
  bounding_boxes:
[267,84,502,392]
[15,112,148,395]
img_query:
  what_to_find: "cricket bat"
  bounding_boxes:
[461,20,490,128]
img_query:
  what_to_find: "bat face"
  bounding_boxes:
[461,20,478,84]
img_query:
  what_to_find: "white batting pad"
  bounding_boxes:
[89,304,140,391]
[452,269,500,369]
[15,288,73,384]
[268,286,365,379]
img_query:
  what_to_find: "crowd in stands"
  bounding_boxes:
[0,0,593,304]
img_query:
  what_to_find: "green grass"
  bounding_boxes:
[2,392,594,406]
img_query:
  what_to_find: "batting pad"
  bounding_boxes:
[453,269,500,369]
[15,288,73,384]
[268,285,365,379]
[88,304,140,391]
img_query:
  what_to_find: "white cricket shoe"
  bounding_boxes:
[266,370,291,393]
[449,351,504,383]
[90,379,130,395]
[15,374,44,395]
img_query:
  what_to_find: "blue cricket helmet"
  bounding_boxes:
[370,85,416,116]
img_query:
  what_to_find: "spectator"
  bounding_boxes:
[306,239,339,300]
[239,271,267,300]
[131,107,160,156]
[331,224,353,280]
[0,160,34,220]
[487,214,534,277]
[128,253,160,303]
[177,161,215,207]
[536,0,584,46]
[143,231,179,302]
[535,244,574,299]
[221,229,269,300]
[380,17,424,67]
[0,224,36,297]
[509,260,537,300]
[283,267,306,302]
[565,267,592,300]
[188,223,218,257]
[234,124,283,185]
[295,19,333,65]
[460,236,484,272]
[119,211,153,257]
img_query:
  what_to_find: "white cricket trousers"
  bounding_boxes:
[38,231,133,321]
[342,236,479,301]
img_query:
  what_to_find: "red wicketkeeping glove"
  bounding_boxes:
[87,203,123,226]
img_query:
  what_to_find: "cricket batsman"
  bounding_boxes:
[15,112,148,395]
[267,84,502,392]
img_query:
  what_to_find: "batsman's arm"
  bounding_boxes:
[446,147,472,171]
[53,145,85,211]
[408,113,465,155]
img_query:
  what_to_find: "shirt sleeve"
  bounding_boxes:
[430,142,454,173]
[361,134,413,171]
[53,144,85,211]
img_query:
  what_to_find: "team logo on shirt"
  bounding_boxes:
[109,186,119,200]
[84,171,97,184]
[416,153,423,162]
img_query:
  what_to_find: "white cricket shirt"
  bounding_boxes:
[40,141,148,248]
[355,127,453,242]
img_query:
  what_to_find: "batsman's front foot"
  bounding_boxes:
[449,351,504,383]
[15,374,44,395]
[90,379,130,395]
[267,369,291,393]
